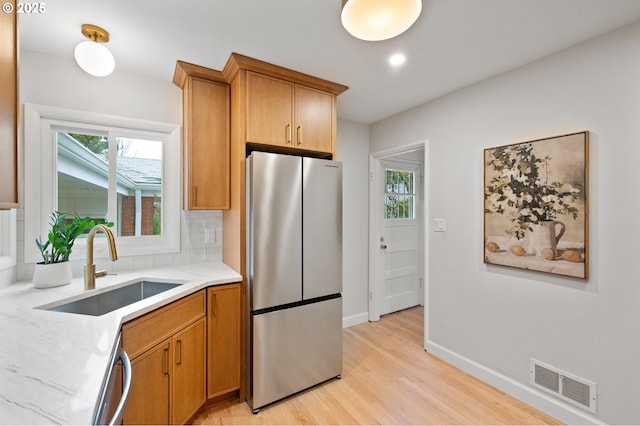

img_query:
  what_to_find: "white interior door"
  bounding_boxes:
[377,160,422,317]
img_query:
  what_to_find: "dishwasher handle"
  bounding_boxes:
[108,348,132,426]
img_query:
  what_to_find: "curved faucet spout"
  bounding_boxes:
[84,224,118,290]
[86,224,118,264]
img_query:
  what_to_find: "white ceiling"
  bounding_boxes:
[18,0,640,124]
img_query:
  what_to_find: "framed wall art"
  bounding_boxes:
[484,131,589,279]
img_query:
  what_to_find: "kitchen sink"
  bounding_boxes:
[41,280,185,316]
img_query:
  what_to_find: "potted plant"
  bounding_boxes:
[33,211,105,288]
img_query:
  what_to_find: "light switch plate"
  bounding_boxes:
[204,229,216,243]
[433,218,446,232]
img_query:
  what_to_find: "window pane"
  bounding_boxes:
[384,168,415,219]
[406,171,414,194]
[57,132,109,236]
[116,137,163,236]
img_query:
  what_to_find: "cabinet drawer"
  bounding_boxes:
[123,290,206,359]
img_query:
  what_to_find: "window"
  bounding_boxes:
[384,168,415,219]
[24,104,180,263]
[57,131,163,237]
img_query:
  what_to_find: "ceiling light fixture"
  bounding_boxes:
[341,0,422,41]
[74,24,115,77]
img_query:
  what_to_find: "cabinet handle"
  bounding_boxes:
[212,293,217,317]
[286,124,292,144]
[163,347,169,375]
[176,340,182,365]
[194,186,198,206]
[297,126,302,145]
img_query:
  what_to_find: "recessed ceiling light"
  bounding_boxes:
[389,53,406,66]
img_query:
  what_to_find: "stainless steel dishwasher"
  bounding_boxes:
[93,333,132,426]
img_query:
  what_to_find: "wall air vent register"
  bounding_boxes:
[530,358,597,414]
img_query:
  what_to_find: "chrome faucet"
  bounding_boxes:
[84,224,118,290]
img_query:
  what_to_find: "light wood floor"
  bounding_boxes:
[192,306,561,425]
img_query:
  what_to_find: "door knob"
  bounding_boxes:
[380,243,388,249]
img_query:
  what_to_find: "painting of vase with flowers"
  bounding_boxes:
[484,131,588,279]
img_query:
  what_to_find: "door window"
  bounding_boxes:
[384,168,415,219]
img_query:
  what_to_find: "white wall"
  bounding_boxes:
[370,21,640,425]
[15,51,223,282]
[337,119,370,326]
[20,51,181,124]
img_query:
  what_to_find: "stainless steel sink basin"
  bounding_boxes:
[42,280,185,316]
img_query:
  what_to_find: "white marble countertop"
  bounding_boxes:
[0,262,242,425]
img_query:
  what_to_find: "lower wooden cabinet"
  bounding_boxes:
[172,319,207,423]
[207,283,241,398]
[120,284,241,424]
[122,290,207,425]
[124,340,171,425]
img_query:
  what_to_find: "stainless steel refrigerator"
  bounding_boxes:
[246,151,342,414]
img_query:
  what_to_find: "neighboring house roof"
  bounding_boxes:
[116,157,161,185]
[57,133,162,195]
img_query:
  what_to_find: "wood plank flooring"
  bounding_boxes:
[192,307,561,425]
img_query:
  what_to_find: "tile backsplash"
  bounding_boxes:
[13,209,224,284]
[0,267,16,289]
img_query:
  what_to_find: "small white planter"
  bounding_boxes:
[32,261,73,288]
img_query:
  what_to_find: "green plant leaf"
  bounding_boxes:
[35,211,112,264]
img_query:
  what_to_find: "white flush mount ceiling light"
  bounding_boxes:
[74,24,115,77]
[341,0,422,41]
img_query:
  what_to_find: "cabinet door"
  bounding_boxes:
[172,318,207,424]
[207,284,241,398]
[123,340,171,425]
[247,72,294,147]
[0,0,18,207]
[185,76,230,209]
[294,85,334,153]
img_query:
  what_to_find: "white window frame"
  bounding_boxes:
[23,104,181,263]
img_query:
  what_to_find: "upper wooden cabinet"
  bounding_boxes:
[247,72,335,153]
[0,2,19,209]
[294,84,335,153]
[224,53,347,158]
[174,61,230,210]
[246,72,293,148]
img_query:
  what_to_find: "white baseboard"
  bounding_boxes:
[425,339,604,425]
[343,311,368,328]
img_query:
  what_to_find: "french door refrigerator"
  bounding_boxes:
[246,151,342,414]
